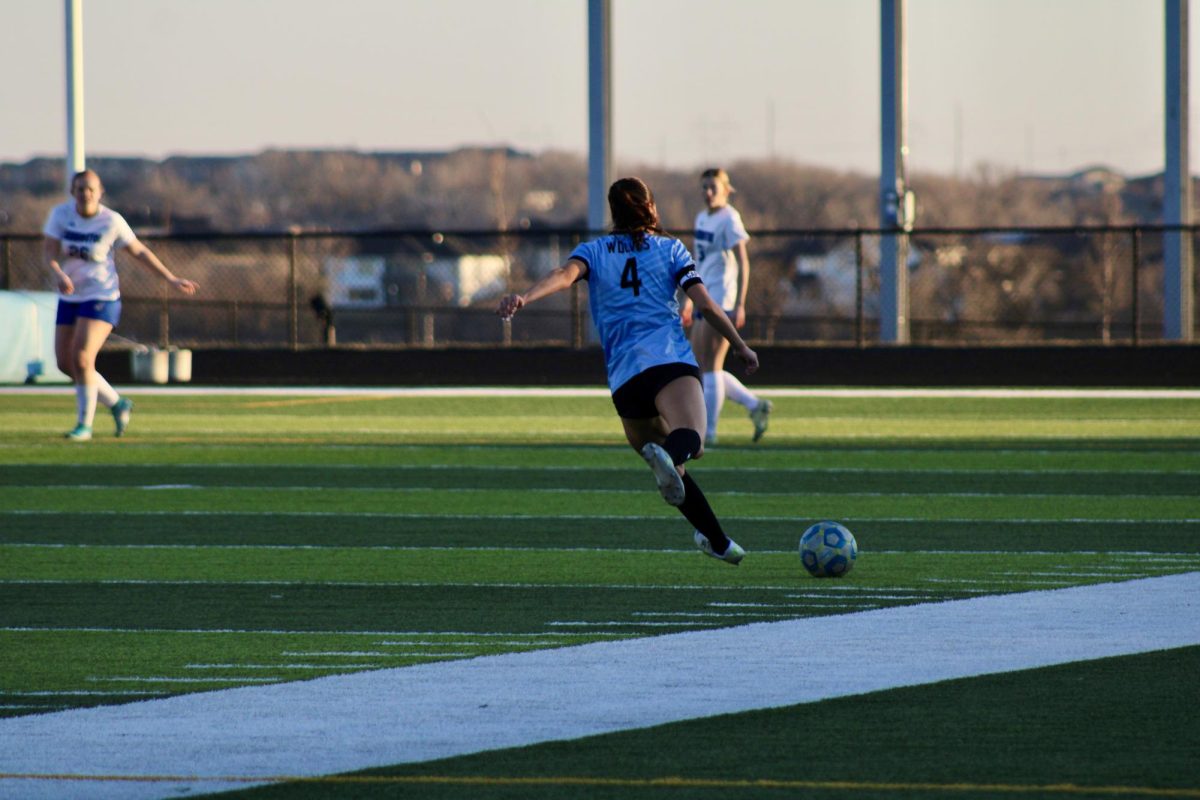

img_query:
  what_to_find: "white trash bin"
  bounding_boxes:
[169,348,192,383]
[130,347,169,384]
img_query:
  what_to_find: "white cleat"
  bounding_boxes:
[694,531,745,565]
[640,442,685,506]
[750,399,773,443]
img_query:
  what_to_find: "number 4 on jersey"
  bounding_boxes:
[620,257,642,296]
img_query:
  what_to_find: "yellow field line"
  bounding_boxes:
[240,396,383,409]
[2,773,1197,796]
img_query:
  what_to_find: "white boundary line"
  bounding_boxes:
[0,572,1197,799]
[4,385,1200,399]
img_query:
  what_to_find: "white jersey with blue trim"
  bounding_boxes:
[42,201,137,302]
[692,204,749,310]
[569,233,702,392]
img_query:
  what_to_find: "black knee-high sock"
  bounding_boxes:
[663,428,702,466]
[678,472,729,552]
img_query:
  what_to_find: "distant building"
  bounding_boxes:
[322,236,512,310]
[426,254,509,307]
[323,257,388,309]
[787,237,923,317]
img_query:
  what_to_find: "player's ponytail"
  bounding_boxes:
[608,177,664,248]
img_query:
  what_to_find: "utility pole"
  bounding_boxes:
[65,0,85,191]
[587,0,612,235]
[1165,0,1194,340]
[879,0,912,343]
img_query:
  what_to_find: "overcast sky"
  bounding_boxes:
[0,0,1182,177]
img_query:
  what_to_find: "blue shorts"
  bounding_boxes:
[56,299,122,327]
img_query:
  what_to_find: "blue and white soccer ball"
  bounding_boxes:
[799,521,858,578]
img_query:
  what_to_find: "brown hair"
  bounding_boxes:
[608,177,663,247]
[70,169,102,191]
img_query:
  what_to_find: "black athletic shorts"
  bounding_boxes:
[611,362,702,419]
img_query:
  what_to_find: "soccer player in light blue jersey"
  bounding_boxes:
[497,178,758,565]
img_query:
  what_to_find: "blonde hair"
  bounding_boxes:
[700,167,734,193]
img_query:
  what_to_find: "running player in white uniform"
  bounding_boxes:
[498,178,758,564]
[43,170,198,441]
[684,168,772,446]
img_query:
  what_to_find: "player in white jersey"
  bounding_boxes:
[685,168,772,446]
[498,178,759,565]
[43,170,198,441]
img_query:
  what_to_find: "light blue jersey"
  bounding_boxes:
[569,233,702,392]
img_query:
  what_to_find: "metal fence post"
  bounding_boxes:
[854,230,865,346]
[288,233,299,350]
[1131,227,1141,346]
[410,271,423,345]
[0,236,10,290]
[568,232,586,349]
[160,285,170,348]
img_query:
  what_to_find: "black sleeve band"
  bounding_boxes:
[675,264,702,290]
[570,256,590,281]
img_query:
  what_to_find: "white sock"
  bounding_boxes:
[721,370,759,410]
[94,373,119,409]
[701,371,724,438]
[75,383,99,427]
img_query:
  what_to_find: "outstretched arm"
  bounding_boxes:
[124,240,198,295]
[496,259,585,320]
[685,281,758,375]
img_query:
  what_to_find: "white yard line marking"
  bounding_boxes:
[9,486,1185,504]
[546,620,713,627]
[1,573,1195,800]
[5,386,1200,399]
[182,664,382,671]
[7,462,1200,476]
[89,677,279,685]
[3,484,1196,501]
[2,692,167,698]
[279,651,388,657]
[7,509,1200,524]
[0,627,620,637]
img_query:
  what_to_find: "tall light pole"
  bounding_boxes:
[65,0,86,191]
[587,0,612,234]
[1165,0,1194,341]
[879,0,911,343]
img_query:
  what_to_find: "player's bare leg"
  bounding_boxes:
[690,320,730,444]
[62,318,112,440]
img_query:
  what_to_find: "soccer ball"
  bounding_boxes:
[799,521,857,578]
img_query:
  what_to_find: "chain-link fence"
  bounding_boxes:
[3,225,1196,348]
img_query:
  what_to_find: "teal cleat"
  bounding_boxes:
[64,424,93,442]
[112,397,134,437]
[695,531,745,565]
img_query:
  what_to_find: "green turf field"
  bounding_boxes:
[1,389,1198,799]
